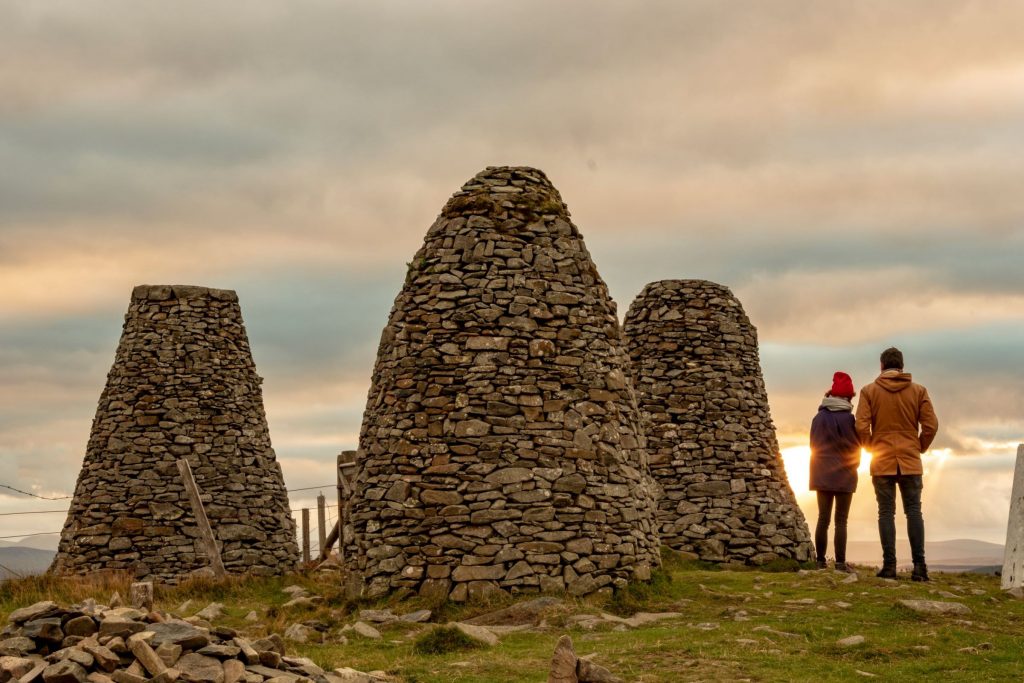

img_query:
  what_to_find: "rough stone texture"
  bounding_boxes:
[51,285,298,582]
[1,600,383,683]
[623,280,812,564]
[345,167,661,599]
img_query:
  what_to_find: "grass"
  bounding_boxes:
[3,558,1021,682]
[412,626,481,655]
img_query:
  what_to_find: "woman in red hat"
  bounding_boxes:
[809,371,861,571]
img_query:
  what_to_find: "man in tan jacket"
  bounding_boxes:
[855,347,939,581]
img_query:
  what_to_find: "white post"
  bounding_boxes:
[1001,444,1024,591]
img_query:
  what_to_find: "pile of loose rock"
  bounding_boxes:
[0,599,385,683]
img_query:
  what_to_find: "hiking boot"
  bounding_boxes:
[816,559,828,570]
[911,563,930,582]
[835,562,855,573]
[876,565,897,579]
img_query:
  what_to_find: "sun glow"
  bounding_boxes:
[780,445,812,496]
[781,445,874,497]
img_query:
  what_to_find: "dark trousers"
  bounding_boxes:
[815,491,853,563]
[873,474,925,566]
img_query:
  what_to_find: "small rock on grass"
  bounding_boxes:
[357,611,395,625]
[577,657,622,683]
[193,604,225,623]
[399,610,431,624]
[350,623,381,640]
[281,597,318,610]
[837,635,866,647]
[622,612,681,628]
[330,668,380,683]
[448,624,498,648]
[283,624,321,644]
[548,636,577,683]
[898,600,971,616]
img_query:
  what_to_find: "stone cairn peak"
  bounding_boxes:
[346,166,662,600]
[623,279,812,564]
[52,285,297,582]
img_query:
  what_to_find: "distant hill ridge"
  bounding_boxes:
[844,539,1003,567]
[0,546,55,579]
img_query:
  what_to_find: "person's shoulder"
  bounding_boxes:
[911,381,932,397]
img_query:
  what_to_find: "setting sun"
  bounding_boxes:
[781,445,873,496]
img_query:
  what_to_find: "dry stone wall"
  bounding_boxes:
[346,166,661,600]
[52,285,298,582]
[623,280,812,564]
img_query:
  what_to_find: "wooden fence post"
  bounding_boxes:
[301,508,310,564]
[317,494,326,559]
[319,450,359,562]
[176,458,227,578]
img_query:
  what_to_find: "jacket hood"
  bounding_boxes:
[875,371,913,393]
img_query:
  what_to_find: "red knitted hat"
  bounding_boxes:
[830,371,855,398]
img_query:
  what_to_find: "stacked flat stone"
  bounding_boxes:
[623,280,812,564]
[51,285,297,582]
[346,166,661,600]
[0,599,376,683]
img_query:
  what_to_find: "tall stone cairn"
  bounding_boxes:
[347,166,661,601]
[51,285,298,582]
[623,280,812,564]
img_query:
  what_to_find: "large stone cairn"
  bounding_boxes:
[52,285,297,582]
[346,166,661,600]
[623,280,812,564]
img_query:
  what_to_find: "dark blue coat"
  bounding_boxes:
[809,404,861,493]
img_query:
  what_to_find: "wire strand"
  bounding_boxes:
[0,531,61,540]
[0,484,72,500]
[0,510,68,517]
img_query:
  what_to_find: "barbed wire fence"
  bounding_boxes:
[0,482,339,559]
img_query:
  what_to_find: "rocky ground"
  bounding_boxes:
[2,554,1023,682]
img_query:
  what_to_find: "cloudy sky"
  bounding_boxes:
[2,1,1022,551]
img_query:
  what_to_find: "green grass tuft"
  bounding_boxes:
[411,626,482,656]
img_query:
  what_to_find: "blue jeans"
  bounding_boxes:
[873,474,925,566]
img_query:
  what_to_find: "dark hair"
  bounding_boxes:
[880,347,904,371]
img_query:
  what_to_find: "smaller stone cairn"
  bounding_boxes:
[623,280,813,564]
[0,598,387,683]
[52,285,297,582]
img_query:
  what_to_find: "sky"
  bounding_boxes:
[1,1,1022,551]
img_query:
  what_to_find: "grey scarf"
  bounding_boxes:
[821,396,853,412]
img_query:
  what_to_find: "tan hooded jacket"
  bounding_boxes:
[855,370,939,476]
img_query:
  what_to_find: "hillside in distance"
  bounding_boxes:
[845,538,1003,571]
[0,545,55,578]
